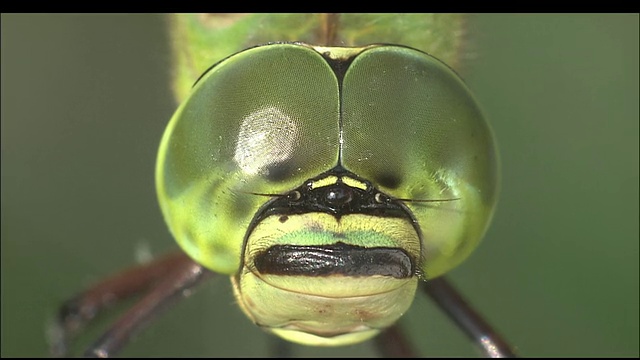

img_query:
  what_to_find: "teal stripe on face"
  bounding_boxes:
[273,228,399,248]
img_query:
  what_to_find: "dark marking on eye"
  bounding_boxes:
[375,173,402,189]
[279,215,289,223]
[264,162,294,182]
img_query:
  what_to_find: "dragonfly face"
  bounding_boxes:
[233,170,421,345]
[155,43,498,346]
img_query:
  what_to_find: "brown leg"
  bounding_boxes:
[374,323,417,358]
[422,276,518,358]
[49,251,213,357]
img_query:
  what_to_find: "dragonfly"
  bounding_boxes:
[48,14,516,357]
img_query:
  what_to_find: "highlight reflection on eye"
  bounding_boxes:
[233,107,299,176]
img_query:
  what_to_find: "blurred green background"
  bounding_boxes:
[1,14,638,357]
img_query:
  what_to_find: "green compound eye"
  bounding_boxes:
[341,46,499,278]
[155,43,498,346]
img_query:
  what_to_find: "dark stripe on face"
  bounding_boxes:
[253,241,414,279]
[251,167,416,224]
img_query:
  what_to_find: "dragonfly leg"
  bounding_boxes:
[422,276,518,358]
[49,251,212,357]
[373,323,417,358]
[268,335,293,358]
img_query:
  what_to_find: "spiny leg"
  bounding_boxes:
[373,323,417,358]
[423,276,517,358]
[49,251,212,357]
